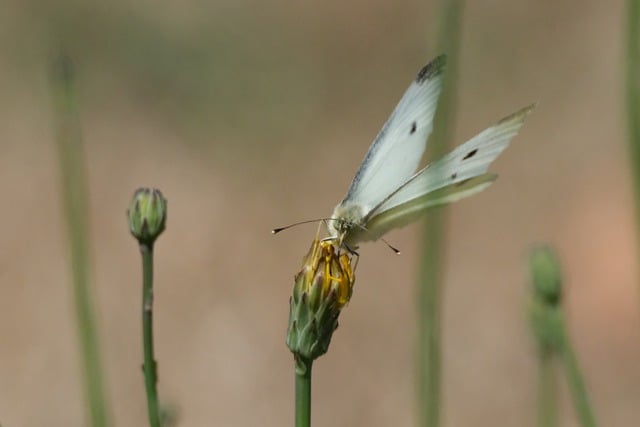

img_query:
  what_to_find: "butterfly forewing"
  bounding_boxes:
[337,55,447,212]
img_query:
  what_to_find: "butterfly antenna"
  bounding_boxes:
[381,237,401,255]
[351,223,401,255]
[272,218,333,235]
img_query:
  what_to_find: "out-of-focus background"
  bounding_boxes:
[1,0,638,426]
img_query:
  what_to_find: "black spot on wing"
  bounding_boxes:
[450,172,457,180]
[410,121,417,134]
[462,149,478,160]
[416,55,447,83]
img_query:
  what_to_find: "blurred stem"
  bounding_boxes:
[559,318,598,427]
[51,54,110,427]
[295,359,312,427]
[417,207,444,427]
[417,1,463,427]
[141,243,161,427]
[626,0,640,277]
[537,348,558,427]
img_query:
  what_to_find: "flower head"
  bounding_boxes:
[286,237,356,372]
[529,245,562,306]
[528,246,564,352]
[128,188,167,246]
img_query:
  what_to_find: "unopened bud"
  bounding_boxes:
[128,188,167,245]
[529,246,562,306]
[528,245,564,352]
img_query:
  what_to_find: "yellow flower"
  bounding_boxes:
[286,238,356,370]
[299,238,354,308]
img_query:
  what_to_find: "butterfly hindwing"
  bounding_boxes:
[346,174,497,244]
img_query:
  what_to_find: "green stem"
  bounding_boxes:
[51,54,110,427]
[417,207,444,427]
[626,0,640,253]
[295,358,312,427]
[537,347,558,427]
[141,243,162,427]
[625,0,640,317]
[417,2,463,427]
[559,318,597,427]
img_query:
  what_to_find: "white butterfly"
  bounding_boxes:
[328,55,535,247]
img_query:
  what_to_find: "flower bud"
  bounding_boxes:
[528,245,564,352]
[529,246,562,306]
[128,188,167,245]
[286,238,355,373]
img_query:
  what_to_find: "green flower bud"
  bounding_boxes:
[128,188,167,245]
[529,246,563,306]
[528,245,564,353]
[286,238,355,374]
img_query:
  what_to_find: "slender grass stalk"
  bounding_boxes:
[625,0,640,249]
[416,215,444,427]
[416,1,463,426]
[50,54,110,427]
[295,359,312,427]
[537,347,559,427]
[141,243,161,427]
[558,318,598,427]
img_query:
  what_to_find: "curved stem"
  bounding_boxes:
[141,243,161,427]
[295,358,312,427]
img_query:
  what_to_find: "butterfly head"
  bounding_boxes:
[329,202,368,245]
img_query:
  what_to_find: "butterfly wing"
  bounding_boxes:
[346,174,497,244]
[375,104,535,214]
[344,104,535,244]
[336,55,447,213]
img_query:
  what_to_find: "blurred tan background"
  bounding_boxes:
[1,0,638,425]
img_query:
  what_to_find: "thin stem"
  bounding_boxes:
[417,212,444,427]
[417,1,463,427]
[295,359,312,427]
[558,319,598,427]
[625,0,640,254]
[141,243,162,427]
[537,347,558,427]
[51,54,110,427]
[625,0,640,318]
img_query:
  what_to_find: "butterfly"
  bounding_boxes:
[326,55,535,248]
